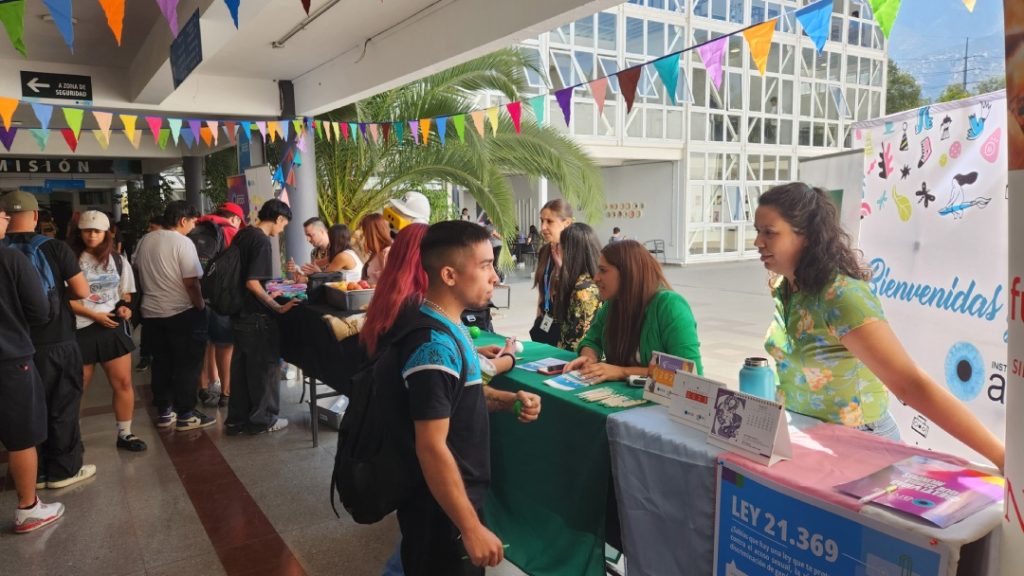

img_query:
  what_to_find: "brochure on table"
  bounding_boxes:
[643,351,696,405]
[834,455,1005,528]
[668,371,724,434]
[518,357,566,373]
[543,371,589,391]
[707,388,791,467]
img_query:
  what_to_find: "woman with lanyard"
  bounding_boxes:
[530,199,573,346]
[68,211,147,452]
[755,183,1003,469]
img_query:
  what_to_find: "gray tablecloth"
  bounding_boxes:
[607,405,1001,576]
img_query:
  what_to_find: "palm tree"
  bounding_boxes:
[313,48,603,259]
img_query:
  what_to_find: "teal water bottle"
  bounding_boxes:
[739,357,775,400]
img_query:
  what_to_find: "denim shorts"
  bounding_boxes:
[207,310,233,346]
[856,411,902,442]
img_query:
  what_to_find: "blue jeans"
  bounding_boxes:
[382,540,404,576]
[856,411,902,442]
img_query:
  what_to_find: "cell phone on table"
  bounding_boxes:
[537,363,567,375]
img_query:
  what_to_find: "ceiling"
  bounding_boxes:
[0,0,620,160]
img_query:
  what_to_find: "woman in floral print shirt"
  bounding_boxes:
[553,223,602,351]
[755,183,1004,470]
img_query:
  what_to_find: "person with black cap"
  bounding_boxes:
[1,191,95,491]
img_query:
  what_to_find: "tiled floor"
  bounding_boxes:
[0,259,772,575]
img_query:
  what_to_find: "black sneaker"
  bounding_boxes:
[225,422,246,436]
[134,357,152,372]
[116,434,148,452]
[218,394,229,408]
[198,388,216,405]
[175,410,216,431]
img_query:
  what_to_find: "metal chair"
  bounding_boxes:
[645,239,667,263]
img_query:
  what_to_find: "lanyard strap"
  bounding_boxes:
[543,259,553,313]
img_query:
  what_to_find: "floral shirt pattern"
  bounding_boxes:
[764,274,888,427]
[559,274,601,352]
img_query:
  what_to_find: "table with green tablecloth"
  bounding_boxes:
[475,333,648,576]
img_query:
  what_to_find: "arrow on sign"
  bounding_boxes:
[26,77,52,93]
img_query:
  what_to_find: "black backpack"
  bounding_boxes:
[3,235,60,323]
[188,220,225,272]
[330,316,466,524]
[201,243,244,316]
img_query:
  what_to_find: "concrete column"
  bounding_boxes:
[142,174,161,190]
[182,156,204,212]
[538,177,548,209]
[286,137,318,267]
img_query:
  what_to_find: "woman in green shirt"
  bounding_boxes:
[565,240,703,382]
[755,182,1004,470]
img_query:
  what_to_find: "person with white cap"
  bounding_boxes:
[0,191,95,491]
[68,210,146,452]
[384,191,432,231]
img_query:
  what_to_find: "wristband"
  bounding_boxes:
[498,352,516,369]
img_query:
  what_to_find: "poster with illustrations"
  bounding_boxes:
[854,93,1008,461]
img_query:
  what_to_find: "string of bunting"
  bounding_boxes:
[0,0,982,154]
[0,0,313,55]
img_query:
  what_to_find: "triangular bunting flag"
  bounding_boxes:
[0,0,28,57]
[653,53,682,105]
[314,120,324,139]
[555,87,574,126]
[255,121,267,140]
[224,121,237,144]
[286,167,296,188]
[409,120,419,144]
[293,150,302,167]
[158,128,171,150]
[31,103,54,131]
[796,0,832,54]
[589,78,608,117]
[188,119,202,143]
[92,129,109,150]
[62,107,84,138]
[381,123,391,142]
[272,165,283,185]
[207,121,219,145]
[60,127,77,152]
[301,0,311,15]
[962,0,976,11]
[128,129,143,150]
[296,131,307,152]
[168,118,182,145]
[323,121,333,142]
[238,120,251,142]
[120,114,138,137]
[436,117,447,145]
[223,0,240,27]
[334,122,344,142]
[43,0,74,53]
[453,115,466,143]
[395,122,404,143]
[200,126,213,147]
[486,108,499,137]
[280,120,290,143]
[471,110,485,137]
[0,97,17,130]
[868,0,901,39]
[618,67,643,113]
[348,123,357,142]
[743,19,777,75]
[155,0,180,36]
[696,36,727,90]
[529,95,545,125]
[181,126,196,148]
[98,0,125,45]
[267,121,279,142]
[146,116,163,144]
[419,118,432,146]
[30,128,49,151]
[507,102,522,134]
[93,111,113,142]
[292,119,303,138]
[369,123,379,144]
[359,123,367,141]
[0,126,16,151]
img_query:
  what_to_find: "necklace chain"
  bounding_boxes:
[424,299,459,324]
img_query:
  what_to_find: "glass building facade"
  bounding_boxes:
[496,0,887,263]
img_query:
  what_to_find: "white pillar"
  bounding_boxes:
[538,176,549,208]
[286,136,318,267]
[1000,3,1024,572]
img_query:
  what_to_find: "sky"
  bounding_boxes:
[887,0,1005,99]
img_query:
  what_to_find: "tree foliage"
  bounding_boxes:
[886,61,924,114]
[936,83,972,103]
[974,75,1006,95]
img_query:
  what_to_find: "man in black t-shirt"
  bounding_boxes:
[225,199,299,436]
[393,220,541,575]
[1,192,94,490]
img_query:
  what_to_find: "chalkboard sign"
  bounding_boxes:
[170,10,203,88]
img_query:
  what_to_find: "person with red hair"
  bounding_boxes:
[360,224,430,357]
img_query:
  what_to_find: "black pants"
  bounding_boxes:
[138,319,152,358]
[227,313,281,430]
[0,356,47,452]
[147,308,206,415]
[398,487,486,576]
[34,341,84,481]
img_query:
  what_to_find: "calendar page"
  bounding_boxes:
[707,388,791,466]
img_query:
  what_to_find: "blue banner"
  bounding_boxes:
[716,461,946,576]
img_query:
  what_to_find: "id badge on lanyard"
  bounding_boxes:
[542,260,554,332]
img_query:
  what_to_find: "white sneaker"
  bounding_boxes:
[268,418,289,432]
[46,464,97,489]
[14,498,65,533]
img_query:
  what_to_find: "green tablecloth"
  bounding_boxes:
[477,333,646,576]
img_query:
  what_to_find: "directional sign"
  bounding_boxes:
[20,71,93,101]
[170,10,203,89]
